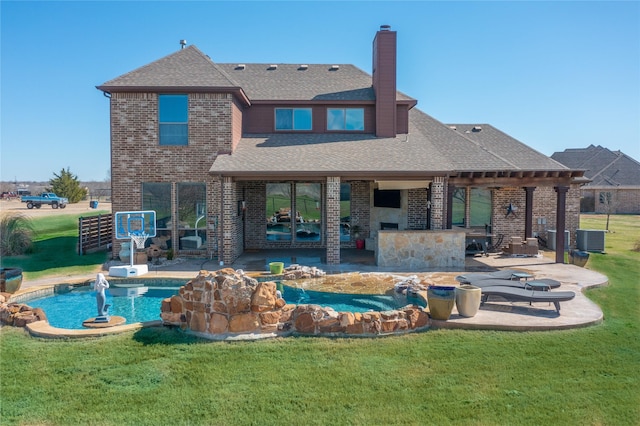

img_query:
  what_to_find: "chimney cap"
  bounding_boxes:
[179,39,187,49]
[380,25,391,31]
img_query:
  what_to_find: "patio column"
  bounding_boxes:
[326,176,341,264]
[524,186,536,239]
[220,176,235,265]
[554,185,569,264]
[446,182,454,229]
[430,176,445,230]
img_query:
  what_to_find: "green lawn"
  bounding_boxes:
[0,211,109,280]
[1,215,639,425]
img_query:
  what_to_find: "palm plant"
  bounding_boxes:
[0,213,35,256]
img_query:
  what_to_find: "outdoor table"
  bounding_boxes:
[511,272,534,281]
[525,281,552,305]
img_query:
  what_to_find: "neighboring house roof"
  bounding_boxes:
[551,145,640,187]
[210,110,577,178]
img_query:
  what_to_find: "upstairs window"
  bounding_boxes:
[159,94,188,145]
[275,108,312,131]
[327,108,364,131]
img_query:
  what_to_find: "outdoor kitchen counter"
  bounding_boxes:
[376,229,466,270]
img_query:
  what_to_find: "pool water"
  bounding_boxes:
[281,285,421,313]
[27,285,179,330]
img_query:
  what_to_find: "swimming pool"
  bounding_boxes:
[26,284,180,330]
[25,279,422,330]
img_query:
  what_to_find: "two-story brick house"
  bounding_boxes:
[98,25,584,266]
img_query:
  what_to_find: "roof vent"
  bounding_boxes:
[179,39,187,49]
[298,64,309,70]
[329,65,340,71]
[236,64,246,70]
[472,126,482,132]
[449,126,457,131]
[268,64,278,70]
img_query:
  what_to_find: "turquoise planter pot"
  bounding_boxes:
[0,267,23,294]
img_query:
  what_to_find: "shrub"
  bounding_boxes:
[633,239,640,252]
[0,213,35,256]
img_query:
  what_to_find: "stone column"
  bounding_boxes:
[326,177,341,264]
[430,176,445,230]
[524,186,536,239]
[554,185,569,264]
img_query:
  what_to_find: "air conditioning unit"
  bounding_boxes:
[547,230,570,251]
[576,229,605,252]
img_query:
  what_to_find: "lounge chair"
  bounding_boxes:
[455,269,529,283]
[468,278,562,290]
[480,286,575,313]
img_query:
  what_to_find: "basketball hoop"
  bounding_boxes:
[130,232,149,250]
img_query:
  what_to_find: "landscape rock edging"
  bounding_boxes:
[160,269,430,338]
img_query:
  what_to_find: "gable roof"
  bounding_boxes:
[210,110,578,178]
[551,145,640,187]
[98,46,239,90]
[97,45,415,105]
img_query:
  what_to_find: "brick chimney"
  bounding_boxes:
[372,25,397,138]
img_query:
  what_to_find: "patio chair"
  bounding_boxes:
[455,269,527,283]
[480,286,575,313]
[464,278,562,290]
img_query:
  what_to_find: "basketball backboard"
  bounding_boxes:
[115,211,157,239]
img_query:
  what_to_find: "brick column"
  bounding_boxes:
[221,176,235,265]
[554,185,569,264]
[430,176,445,230]
[524,187,536,239]
[326,177,341,264]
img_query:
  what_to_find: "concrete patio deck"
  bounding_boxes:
[16,248,607,336]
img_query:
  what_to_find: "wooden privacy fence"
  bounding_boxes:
[78,214,113,255]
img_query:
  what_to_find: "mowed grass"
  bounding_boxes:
[1,215,639,425]
[0,211,109,280]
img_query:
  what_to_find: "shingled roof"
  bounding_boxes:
[97,45,415,104]
[551,145,640,187]
[98,46,239,91]
[215,63,414,102]
[210,110,578,178]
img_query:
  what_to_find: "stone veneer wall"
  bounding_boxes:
[161,270,430,338]
[376,230,465,269]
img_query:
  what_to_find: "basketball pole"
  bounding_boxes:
[129,235,134,268]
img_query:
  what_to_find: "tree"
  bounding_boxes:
[47,168,87,203]
[599,191,618,231]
